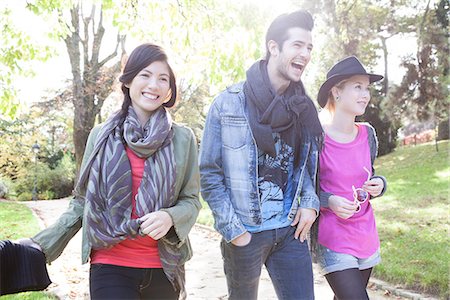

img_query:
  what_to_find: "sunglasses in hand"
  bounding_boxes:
[352,166,371,212]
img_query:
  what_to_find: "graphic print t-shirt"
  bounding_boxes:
[246,133,295,233]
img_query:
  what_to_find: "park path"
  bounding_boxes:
[23,199,414,300]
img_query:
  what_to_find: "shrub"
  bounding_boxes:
[437,118,449,141]
[38,190,55,200]
[49,153,75,198]
[13,152,75,200]
[17,191,32,201]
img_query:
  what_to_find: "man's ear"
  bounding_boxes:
[267,40,280,58]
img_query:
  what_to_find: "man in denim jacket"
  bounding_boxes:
[200,10,323,300]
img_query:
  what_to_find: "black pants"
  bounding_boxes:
[90,264,179,300]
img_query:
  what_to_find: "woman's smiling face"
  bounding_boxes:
[127,60,171,122]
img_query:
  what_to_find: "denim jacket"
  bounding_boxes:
[200,82,320,243]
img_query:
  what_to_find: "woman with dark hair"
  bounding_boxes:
[313,56,387,299]
[18,43,201,299]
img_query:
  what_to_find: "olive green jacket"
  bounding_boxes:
[32,122,201,293]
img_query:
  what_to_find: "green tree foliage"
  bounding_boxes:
[302,0,416,155]
[363,91,397,155]
[0,91,75,199]
[387,0,449,142]
[127,0,270,134]
[0,117,32,180]
[26,0,128,169]
[0,3,51,119]
[1,0,274,199]
[20,0,272,167]
[14,153,75,200]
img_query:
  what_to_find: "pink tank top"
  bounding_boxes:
[318,124,380,258]
[90,147,162,268]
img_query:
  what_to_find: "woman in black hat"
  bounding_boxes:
[314,56,387,299]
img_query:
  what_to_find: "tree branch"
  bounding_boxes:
[417,0,431,56]
[63,5,83,106]
[91,4,103,66]
[81,3,94,68]
[98,34,126,68]
[176,0,188,20]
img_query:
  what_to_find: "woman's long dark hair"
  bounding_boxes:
[118,43,177,123]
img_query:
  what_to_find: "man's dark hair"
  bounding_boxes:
[265,10,314,60]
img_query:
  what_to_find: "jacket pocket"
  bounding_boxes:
[221,116,248,150]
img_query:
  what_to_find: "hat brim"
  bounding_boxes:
[317,73,383,108]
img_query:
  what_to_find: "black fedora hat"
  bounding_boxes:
[317,56,383,108]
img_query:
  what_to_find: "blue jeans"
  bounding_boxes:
[220,225,314,300]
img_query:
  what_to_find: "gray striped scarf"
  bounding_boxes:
[74,106,176,249]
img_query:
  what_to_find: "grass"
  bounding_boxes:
[0,293,57,300]
[197,140,450,298]
[197,197,214,227]
[0,201,58,300]
[0,201,41,240]
[372,140,449,298]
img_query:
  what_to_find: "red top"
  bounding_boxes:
[90,147,162,268]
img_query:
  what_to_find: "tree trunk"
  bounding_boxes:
[63,3,125,171]
[72,96,97,170]
[435,129,439,152]
[381,36,389,95]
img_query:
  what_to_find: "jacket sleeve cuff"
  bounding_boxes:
[219,220,247,243]
[371,175,387,198]
[32,197,84,263]
[299,195,320,216]
[319,191,333,208]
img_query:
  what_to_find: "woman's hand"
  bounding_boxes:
[139,211,173,240]
[15,238,42,251]
[363,177,384,197]
[329,195,359,219]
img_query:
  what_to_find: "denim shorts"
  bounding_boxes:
[316,244,381,275]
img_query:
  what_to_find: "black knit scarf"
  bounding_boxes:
[244,60,323,165]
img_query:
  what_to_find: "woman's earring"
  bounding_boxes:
[336,96,340,101]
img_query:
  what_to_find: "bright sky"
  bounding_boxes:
[10,0,418,108]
